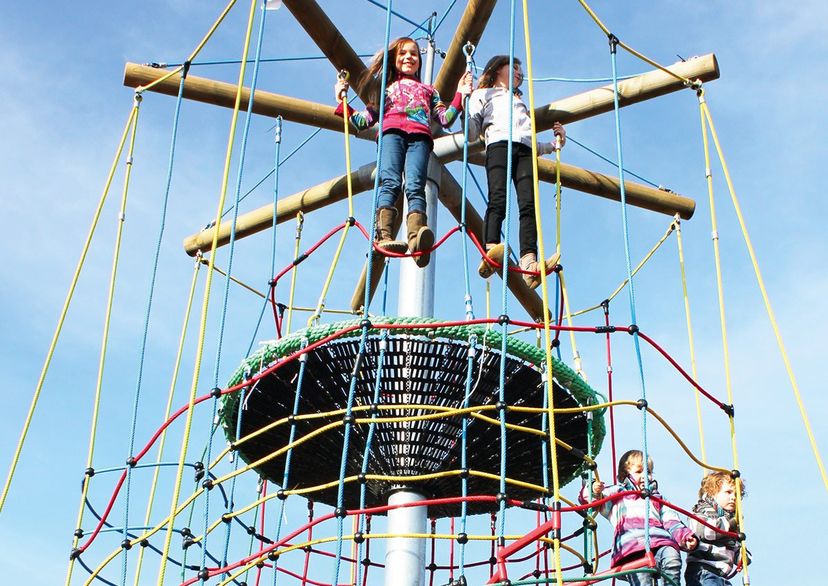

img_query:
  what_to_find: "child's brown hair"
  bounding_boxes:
[699,471,746,498]
[477,55,523,96]
[359,37,421,105]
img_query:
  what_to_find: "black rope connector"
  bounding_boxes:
[74,528,84,538]
[369,405,380,418]
[627,324,639,335]
[595,325,616,334]
[126,456,137,468]
[334,506,347,518]
[121,539,132,550]
[600,299,610,311]
[354,531,365,544]
[360,318,373,330]
[496,492,508,504]
[456,532,468,544]
[210,387,222,398]
[608,33,620,52]
[293,252,308,267]
[730,469,741,479]
[532,569,542,579]
[69,548,81,560]
[182,60,192,77]
[427,562,438,572]
[267,550,279,561]
[220,513,232,524]
[496,401,508,413]
[256,561,265,569]
[550,338,561,348]
[85,467,95,477]
[497,314,510,325]
[245,525,256,536]
[459,467,470,479]
[636,398,648,410]
[583,517,598,530]
[738,532,746,542]
[357,473,367,484]
[520,500,549,513]
[287,414,296,424]
[488,556,498,566]
[182,535,195,549]
[583,561,593,573]
[268,278,277,287]
[722,403,735,417]
[346,216,356,227]
[197,568,210,581]
[229,442,237,452]
[343,414,355,425]
[276,489,287,501]
[361,557,372,567]
[181,527,193,538]
[140,539,149,548]
[202,478,214,491]
[194,461,205,482]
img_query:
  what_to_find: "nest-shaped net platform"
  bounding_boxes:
[220,318,604,518]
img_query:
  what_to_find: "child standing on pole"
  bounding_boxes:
[335,37,472,267]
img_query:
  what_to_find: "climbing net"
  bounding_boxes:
[3,1,826,586]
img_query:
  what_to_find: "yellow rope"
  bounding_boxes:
[155,1,260,581]
[575,0,694,86]
[66,94,141,586]
[308,72,356,327]
[0,103,138,514]
[673,217,707,465]
[286,211,305,333]
[522,2,564,583]
[133,259,202,586]
[701,95,827,490]
[571,221,676,318]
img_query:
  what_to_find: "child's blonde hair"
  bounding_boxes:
[699,471,746,498]
[617,450,654,484]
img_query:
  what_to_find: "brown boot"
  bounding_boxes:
[520,251,561,289]
[406,211,434,268]
[478,243,505,278]
[375,207,407,254]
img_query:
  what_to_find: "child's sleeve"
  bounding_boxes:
[334,101,377,132]
[660,500,695,547]
[466,92,484,144]
[430,87,464,128]
[687,499,735,541]
[578,483,616,520]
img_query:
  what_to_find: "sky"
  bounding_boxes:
[1,1,827,584]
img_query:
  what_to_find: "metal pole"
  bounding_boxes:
[385,22,438,586]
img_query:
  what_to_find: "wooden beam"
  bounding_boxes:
[466,153,695,219]
[183,162,377,256]
[281,0,374,103]
[433,0,498,99]
[124,63,347,133]
[533,54,720,131]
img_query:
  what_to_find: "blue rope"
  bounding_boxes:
[494,0,519,541]
[459,47,476,321]
[354,330,390,586]
[608,35,651,551]
[333,5,394,585]
[433,0,459,34]
[119,71,183,586]
[203,5,270,579]
[364,0,427,32]
[567,135,659,188]
[458,333,478,575]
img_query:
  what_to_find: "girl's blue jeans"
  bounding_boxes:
[685,563,732,586]
[626,546,682,586]
[377,131,431,214]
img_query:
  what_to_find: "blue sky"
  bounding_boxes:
[1,1,826,584]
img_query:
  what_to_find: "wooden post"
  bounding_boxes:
[433,0,498,99]
[182,162,377,256]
